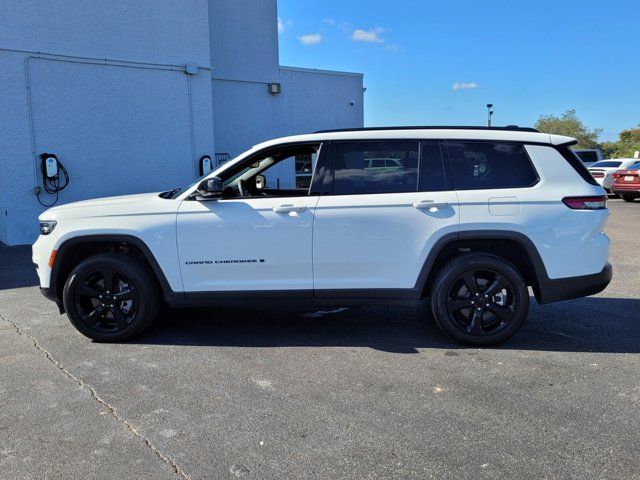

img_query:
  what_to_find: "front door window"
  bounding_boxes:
[220,145,320,198]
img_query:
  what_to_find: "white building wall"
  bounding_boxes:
[209,0,364,177]
[207,0,280,83]
[212,67,364,158]
[0,0,215,245]
[281,67,364,136]
[0,0,364,245]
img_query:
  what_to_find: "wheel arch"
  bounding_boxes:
[415,230,550,302]
[51,234,177,311]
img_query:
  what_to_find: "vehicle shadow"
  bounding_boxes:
[0,245,39,290]
[4,243,638,354]
[134,296,640,354]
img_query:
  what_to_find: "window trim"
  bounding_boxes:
[418,140,453,193]
[443,139,540,191]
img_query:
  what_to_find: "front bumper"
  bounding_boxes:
[39,287,65,313]
[537,263,613,304]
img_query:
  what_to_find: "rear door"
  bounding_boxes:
[312,140,460,296]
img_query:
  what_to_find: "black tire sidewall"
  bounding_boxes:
[431,254,530,346]
[63,253,158,341]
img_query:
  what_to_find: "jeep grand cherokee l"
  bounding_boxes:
[33,126,612,346]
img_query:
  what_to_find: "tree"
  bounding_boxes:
[601,126,640,159]
[534,110,602,149]
[619,128,640,144]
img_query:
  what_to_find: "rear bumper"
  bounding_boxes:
[537,263,612,304]
[612,185,640,194]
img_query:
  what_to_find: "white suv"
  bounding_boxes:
[33,126,612,345]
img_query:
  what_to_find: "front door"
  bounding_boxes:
[176,144,321,294]
[313,140,460,294]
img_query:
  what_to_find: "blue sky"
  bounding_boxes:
[277,0,639,141]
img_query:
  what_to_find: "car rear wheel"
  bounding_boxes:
[621,194,636,202]
[430,253,529,346]
[62,253,159,341]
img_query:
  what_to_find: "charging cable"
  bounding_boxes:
[36,153,69,207]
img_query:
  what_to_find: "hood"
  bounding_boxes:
[39,192,171,220]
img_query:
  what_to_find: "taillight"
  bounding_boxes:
[562,196,608,210]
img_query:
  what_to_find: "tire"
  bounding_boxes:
[430,253,529,346]
[62,253,159,341]
[621,194,636,203]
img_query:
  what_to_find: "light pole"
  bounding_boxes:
[487,104,494,127]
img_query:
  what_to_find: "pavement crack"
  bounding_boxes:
[0,311,190,480]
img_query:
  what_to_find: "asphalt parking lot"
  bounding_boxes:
[1,199,639,480]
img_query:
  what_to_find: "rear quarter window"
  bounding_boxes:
[446,141,538,190]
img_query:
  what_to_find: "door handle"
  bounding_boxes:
[412,200,450,211]
[273,204,307,214]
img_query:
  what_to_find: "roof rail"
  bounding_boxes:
[315,125,540,134]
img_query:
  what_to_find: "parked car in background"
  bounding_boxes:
[612,162,640,202]
[588,159,640,193]
[574,148,604,166]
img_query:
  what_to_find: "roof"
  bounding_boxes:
[316,125,539,133]
[250,127,576,151]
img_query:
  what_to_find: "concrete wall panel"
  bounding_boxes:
[0,0,211,65]
[208,0,279,82]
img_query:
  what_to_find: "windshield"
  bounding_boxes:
[629,163,640,170]
[589,161,621,168]
[159,151,248,199]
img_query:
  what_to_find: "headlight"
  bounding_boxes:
[39,221,57,235]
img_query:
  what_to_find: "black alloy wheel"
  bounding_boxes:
[63,253,159,341]
[431,253,529,346]
[73,266,139,334]
[445,267,516,337]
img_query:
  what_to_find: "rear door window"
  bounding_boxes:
[330,141,419,195]
[446,141,538,190]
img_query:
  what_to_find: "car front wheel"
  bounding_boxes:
[430,253,529,346]
[62,253,159,341]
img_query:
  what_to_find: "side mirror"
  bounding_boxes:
[196,176,223,200]
[255,174,267,190]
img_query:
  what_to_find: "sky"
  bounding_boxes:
[277,0,639,141]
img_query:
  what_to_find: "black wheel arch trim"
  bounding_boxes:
[411,230,547,299]
[45,232,611,311]
[50,234,180,309]
[413,229,610,304]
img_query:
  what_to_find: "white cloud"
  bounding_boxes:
[351,28,385,44]
[322,18,336,25]
[277,17,292,34]
[451,82,480,91]
[298,33,322,45]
